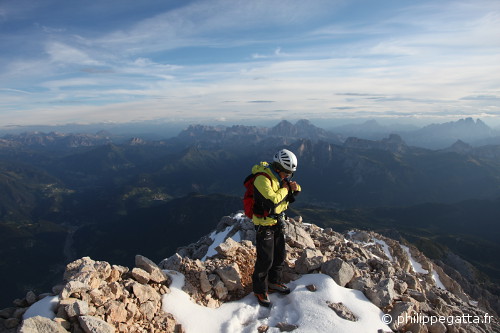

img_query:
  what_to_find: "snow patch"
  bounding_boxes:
[202,226,233,261]
[373,238,394,262]
[432,269,447,290]
[23,295,60,320]
[401,245,429,274]
[162,271,391,333]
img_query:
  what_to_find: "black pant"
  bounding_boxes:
[252,224,286,294]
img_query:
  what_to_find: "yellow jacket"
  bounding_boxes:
[251,162,302,226]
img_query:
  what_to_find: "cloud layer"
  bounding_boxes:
[0,0,499,125]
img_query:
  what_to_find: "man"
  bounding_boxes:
[250,149,301,307]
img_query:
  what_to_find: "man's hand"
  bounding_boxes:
[289,181,299,191]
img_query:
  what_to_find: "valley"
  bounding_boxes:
[0,119,499,308]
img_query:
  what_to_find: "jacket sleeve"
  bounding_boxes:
[254,174,289,205]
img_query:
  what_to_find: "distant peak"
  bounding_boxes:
[296,119,312,126]
[452,139,470,146]
[274,120,294,127]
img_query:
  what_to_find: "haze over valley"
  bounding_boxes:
[1,118,499,312]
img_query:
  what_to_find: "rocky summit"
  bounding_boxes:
[1,213,499,333]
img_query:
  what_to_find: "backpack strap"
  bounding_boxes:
[252,172,276,218]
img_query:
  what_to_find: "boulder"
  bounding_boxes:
[295,248,324,274]
[60,281,91,300]
[25,292,37,306]
[321,258,355,287]
[199,271,212,293]
[139,301,156,321]
[348,276,375,291]
[131,267,150,284]
[106,301,128,323]
[63,299,89,317]
[349,230,371,243]
[18,316,69,333]
[159,253,183,271]
[215,263,243,291]
[388,301,415,331]
[131,282,161,304]
[215,237,240,257]
[284,222,316,249]
[365,278,396,308]
[213,280,228,300]
[78,315,115,333]
[135,255,168,284]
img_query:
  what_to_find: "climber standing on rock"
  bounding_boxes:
[244,149,301,307]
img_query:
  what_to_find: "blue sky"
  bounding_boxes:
[1,0,499,126]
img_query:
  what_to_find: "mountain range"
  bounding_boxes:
[329,117,500,148]
[0,119,499,311]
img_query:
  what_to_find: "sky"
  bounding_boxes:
[1,0,499,127]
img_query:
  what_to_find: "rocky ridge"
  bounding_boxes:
[2,213,499,333]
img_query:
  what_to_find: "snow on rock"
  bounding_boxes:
[162,271,391,333]
[22,295,59,320]
[401,245,428,274]
[202,226,233,261]
[373,238,394,262]
[432,269,447,290]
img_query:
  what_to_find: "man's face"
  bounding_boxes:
[278,170,292,180]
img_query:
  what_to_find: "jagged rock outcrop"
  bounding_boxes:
[2,213,499,333]
[159,213,499,333]
[1,256,182,333]
[344,134,408,153]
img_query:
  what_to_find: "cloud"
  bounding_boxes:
[1,0,499,126]
[461,94,500,101]
[45,41,101,66]
[0,88,31,94]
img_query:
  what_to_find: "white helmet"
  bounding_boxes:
[273,149,298,172]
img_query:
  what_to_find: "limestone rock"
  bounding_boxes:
[213,280,228,300]
[349,230,371,243]
[306,284,317,292]
[106,301,127,323]
[295,248,323,274]
[348,276,375,291]
[131,267,150,284]
[139,301,156,321]
[283,222,316,249]
[276,322,298,332]
[215,237,240,257]
[159,253,183,271]
[199,271,212,293]
[25,291,37,306]
[135,255,168,284]
[389,301,415,331]
[365,278,396,308]
[321,258,355,287]
[327,301,358,321]
[63,299,89,317]
[60,281,91,300]
[18,316,69,333]
[216,263,243,291]
[131,282,160,304]
[78,315,115,333]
